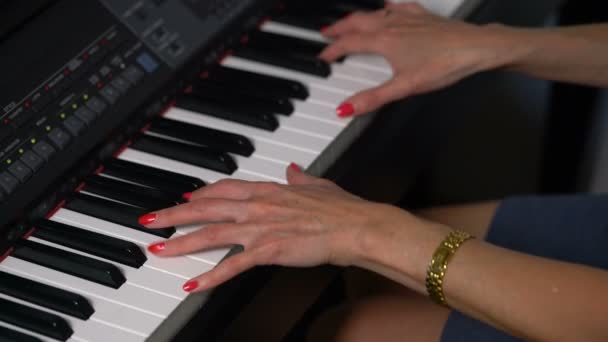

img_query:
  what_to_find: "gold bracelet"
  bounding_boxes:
[426,230,475,307]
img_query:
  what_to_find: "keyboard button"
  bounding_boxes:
[32,141,56,161]
[101,159,204,196]
[33,219,147,269]
[132,135,238,175]
[110,76,131,94]
[99,85,120,105]
[7,161,33,183]
[64,193,176,239]
[0,297,73,341]
[122,65,145,85]
[12,239,126,289]
[20,151,45,172]
[85,96,107,114]
[63,116,86,136]
[148,118,255,157]
[47,128,71,150]
[136,52,159,73]
[74,106,97,125]
[0,270,94,320]
[0,172,19,194]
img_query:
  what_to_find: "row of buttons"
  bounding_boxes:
[0,63,147,201]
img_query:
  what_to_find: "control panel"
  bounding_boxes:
[0,0,274,236]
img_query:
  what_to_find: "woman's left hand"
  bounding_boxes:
[139,165,442,293]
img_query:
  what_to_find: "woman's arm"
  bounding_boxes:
[319,3,608,117]
[363,215,608,341]
[140,166,608,342]
[504,24,608,87]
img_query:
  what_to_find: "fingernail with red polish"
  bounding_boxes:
[182,192,193,201]
[138,213,157,226]
[183,281,199,292]
[148,242,166,254]
[336,103,355,118]
[320,26,329,32]
[289,163,302,172]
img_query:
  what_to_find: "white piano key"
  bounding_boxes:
[279,115,338,140]
[331,63,392,85]
[223,56,362,97]
[0,258,177,342]
[293,100,349,126]
[173,225,234,266]
[143,131,288,182]
[344,55,393,75]
[262,21,328,43]
[50,209,216,276]
[166,107,327,156]
[26,235,205,296]
[261,21,393,74]
[0,257,179,318]
[0,288,160,339]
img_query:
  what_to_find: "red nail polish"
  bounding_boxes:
[289,163,302,172]
[336,103,355,118]
[183,281,199,292]
[320,26,329,32]
[148,242,166,254]
[182,192,193,201]
[138,213,157,226]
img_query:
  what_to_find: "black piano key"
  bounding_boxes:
[206,65,309,100]
[102,159,205,196]
[0,325,43,342]
[12,239,125,289]
[132,135,238,175]
[191,82,295,115]
[65,193,176,239]
[148,118,255,157]
[81,175,181,210]
[33,219,147,269]
[248,30,328,58]
[233,46,331,78]
[0,297,72,341]
[271,12,338,31]
[0,271,94,320]
[176,95,279,132]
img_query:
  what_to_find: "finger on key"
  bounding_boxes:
[139,198,248,228]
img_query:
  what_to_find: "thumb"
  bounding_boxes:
[286,163,319,186]
[337,77,411,117]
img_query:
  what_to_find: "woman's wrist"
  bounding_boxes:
[352,205,452,293]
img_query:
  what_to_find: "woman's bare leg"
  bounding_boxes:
[308,201,501,342]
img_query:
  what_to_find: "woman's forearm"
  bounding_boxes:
[359,217,608,341]
[491,24,608,87]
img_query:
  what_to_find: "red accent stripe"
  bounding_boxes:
[94,165,105,175]
[75,182,86,193]
[22,227,36,239]
[45,200,66,219]
[159,100,176,117]
[0,247,14,263]
[112,140,132,158]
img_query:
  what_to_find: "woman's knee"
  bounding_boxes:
[309,294,451,342]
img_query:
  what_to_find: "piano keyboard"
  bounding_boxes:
[0,1,477,341]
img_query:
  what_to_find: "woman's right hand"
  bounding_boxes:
[320,3,523,117]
